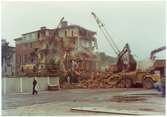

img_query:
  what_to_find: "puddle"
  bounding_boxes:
[139,108,154,112]
[110,95,146,102]
[130,93,159,96]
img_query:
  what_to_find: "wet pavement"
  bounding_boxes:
[2,88,165,115]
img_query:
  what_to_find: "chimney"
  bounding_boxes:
[61,21,68,28]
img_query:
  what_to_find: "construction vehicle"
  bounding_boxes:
[149,46,166,95]
[91,12,161,88]
[150,46,166,75]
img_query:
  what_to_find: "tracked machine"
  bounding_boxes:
[91,12,161,88]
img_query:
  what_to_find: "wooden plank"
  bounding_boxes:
[71,107,162,115]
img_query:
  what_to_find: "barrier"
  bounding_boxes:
[2,77,60,94]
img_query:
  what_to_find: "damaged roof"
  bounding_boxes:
[56,24,96,35]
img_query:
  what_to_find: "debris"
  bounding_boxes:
[110,95,146,102]
[130,93,160,96]
[48,85,59,91]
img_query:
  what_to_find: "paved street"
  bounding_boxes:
[2,88,165,116]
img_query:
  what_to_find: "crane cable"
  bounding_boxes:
[103,27,120,53]
[94,19,118,55]
[100,28,119,55]
[91,12,120,55]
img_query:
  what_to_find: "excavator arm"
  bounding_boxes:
[150,46,166,60]
[116,43,136,72]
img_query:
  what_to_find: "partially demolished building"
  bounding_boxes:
[15,21,97,76]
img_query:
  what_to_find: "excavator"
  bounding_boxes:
[91,12,161,88]
[150,46,166,60]
[150,46,166,82]
[150,46,166,75]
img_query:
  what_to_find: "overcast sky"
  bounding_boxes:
[1,1,166,60]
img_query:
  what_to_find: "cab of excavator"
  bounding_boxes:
[116,43,137,73]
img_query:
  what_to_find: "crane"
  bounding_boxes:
[91,12,162,89]
[91,12,136,72]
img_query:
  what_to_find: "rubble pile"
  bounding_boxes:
[78,71,124,89]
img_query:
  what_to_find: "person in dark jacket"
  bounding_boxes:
[32,78,38,95]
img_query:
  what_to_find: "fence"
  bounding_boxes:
[2,77,60,94]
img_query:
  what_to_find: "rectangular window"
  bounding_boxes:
[24,55,27,63]
[72,30,74,37]
[5,66,7,72]
[31,58,34,63]
[42,31,46,36]
[30,43,32,48]
[20,56,22,64]
[37,32,40,39]
[46,31,49,36]
[65,30,67,37]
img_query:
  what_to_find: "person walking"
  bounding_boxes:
[32,78,38,95]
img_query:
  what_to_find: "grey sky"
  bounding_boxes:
[1,1,166,60]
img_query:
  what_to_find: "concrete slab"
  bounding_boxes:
[71,107,162,115]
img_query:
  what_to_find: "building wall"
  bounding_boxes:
[58,27,79,38]
[58,26,96,52]
[2,78,20,93]
[15,29,59,76]
[16,41,39,75]
[16,40,39,65]
[2,41,16,77]
[79,39,91,49]
[22,32,38,43]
